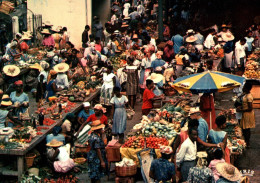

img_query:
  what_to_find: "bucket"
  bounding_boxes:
[28,168,39,176]
[25,153,36,168]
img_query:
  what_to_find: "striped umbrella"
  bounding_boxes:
[173,71,245,94]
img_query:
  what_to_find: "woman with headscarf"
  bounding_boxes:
[76,104,108,137]
[0,94,23,128]
[10,80,29,119]
[46,70,62,102]
[86,120,108,183]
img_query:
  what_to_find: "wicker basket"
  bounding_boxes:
[75,144,91,153]
[115,164,137,177]
[25,153,36,168]
[74,157,86,165]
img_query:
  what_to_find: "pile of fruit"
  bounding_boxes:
[122,136,169,149]
[244,60,260,79]
[43,118,56,126]
[143,122,177,140]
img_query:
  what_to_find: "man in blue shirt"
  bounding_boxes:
[77,102,94,125]
[171,32,183,54]
[189,107,208,142]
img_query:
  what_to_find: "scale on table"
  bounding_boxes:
[0,127,14,142]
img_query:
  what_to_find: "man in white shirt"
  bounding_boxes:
[235,38,248,70]
[176,128,198,182]
[204,29,216,49]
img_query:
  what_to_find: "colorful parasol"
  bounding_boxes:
[173,71,245,94]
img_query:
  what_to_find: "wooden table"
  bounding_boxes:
[0,89,100,180]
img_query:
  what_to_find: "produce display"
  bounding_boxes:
[244,48,260,79]
[122,136,169,149]
[143,122,177,140]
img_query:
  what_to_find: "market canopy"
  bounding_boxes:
[172,71,245,94]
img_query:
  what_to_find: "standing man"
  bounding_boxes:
[82,25,90,48]
[176,128,198,182]
[189,107,209,143]
[235,38,248,72]
[171,30,183,54]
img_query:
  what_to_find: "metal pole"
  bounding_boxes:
[158,0,163,41]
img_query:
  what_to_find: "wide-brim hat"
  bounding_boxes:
[52,26,62,32]
[44,21,53,27]
[189,107,200,115]
[147,73,164,83]
[41,29,51,34]
[46,139,63,147]
[53,63,69,73]
[186,36,198,43]
[221,24,228,28]
[216,162,241,182]
[30,63,42,71]
[3,65,20,77]
[1,94,12,106]
[21,35,31,40]
[186,29,195,34]
[222,33,234,42]
[91,120,105,131]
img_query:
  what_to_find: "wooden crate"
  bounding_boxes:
[251,85,260,109]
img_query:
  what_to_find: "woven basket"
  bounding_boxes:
[74,157,86,165]
[25,153,36,168]
[115,164,137,177]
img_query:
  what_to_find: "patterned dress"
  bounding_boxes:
[187,166,214,183]
[87,133,108,180]
[125,66,139,95]
[110,95,128,134]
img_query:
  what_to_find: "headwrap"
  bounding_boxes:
[83,102,90,107]
[159,145,173,154]
[94,104,106,113]
[14,80,23,85]
[63,113,75,122]
[52,126,62,136]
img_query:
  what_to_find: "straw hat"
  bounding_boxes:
[3,65,20,77]
[132,34,138,39]
[52,26,62,32]
[124,16,131,20]
[186,36,198,43]
[44,21,53,27]
[121,24,129,28]
[189,107,200,115]
[46,139,63,147]
[41,29,51,34]
[114,30,120,34]
[216,163,241,182]
[53,63,69,73]
[221,24,228,28]
[147,73,164,83]
[29,63,42,71]
[91,120,105,131]
[40,61,50,70]
[21,34,31,40]
[186,29,195,34]
[1,94,12,106]
[222,33,234,42]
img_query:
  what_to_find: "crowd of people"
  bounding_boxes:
[0,0,259,182]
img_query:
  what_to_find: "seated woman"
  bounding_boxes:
[46,70,62,102]
[46,126,65,144]
[47,139,79,173]
[77,104,108,136]
[0,94,23,128]
[77,102,94,126]
[10,80,29,119]
[61,113,76,145]
[53,63,70,90]
[208,115,230,163]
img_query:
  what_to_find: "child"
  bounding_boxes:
[208,148,225,182]
[142,79,164,115]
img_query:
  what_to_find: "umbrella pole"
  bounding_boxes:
[210,111,212,130]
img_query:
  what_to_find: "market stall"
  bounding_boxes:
[0,89,100,180]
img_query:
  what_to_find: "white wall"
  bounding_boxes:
[27,0,88,49]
